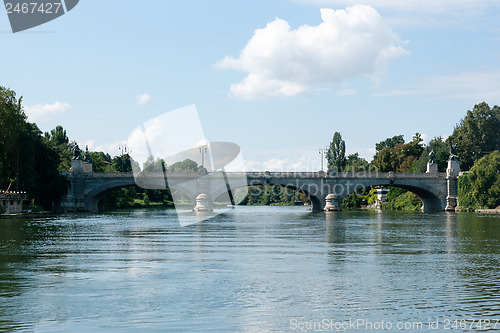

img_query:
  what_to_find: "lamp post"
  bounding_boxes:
[118,144,128,156]
[199,145,208,168]
[319,147,327,171]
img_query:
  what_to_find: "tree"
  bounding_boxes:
[0,86,26,188]
[345,153,370,173]
[168,159,199,172]
[112,154,133,172]
[460,151,500,209]
[0,86,69,210]
[326,132,346,171]
[45,125,69,146]
[426,137,449,172]
[89,151,113,172]
[372,146,394,172]
[448,102,500,170]
[143,156,166,173]
[375,135,404,152]
[45,126,72,171]
[372,134,423,172]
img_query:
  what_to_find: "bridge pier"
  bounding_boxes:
[193,194,213,212]
[324,194,340,211]
[59,161,88,212]
[445,158,461,212]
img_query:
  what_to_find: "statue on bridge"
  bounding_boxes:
[429,150,436,164]
[449,142,459,161]
[71,142,82,160]
[83,145,92,164]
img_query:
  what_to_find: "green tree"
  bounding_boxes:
[448,102,500,170]
[44,126,72,171]
[168,158,199,172]
[326,132,346,171]
[372,134,423,173]
[341,192,362,209]
[375,135,404,152]
[45,125,69,145]
[89,151,113,172]
[0,87,69,209]
[381,187,422,210]
[462,151,500,209]
[345,153,370,173]
[143,156,166,172]
[112,154,133,172]
[372,146,394,172]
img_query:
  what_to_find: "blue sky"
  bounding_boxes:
[1,0,500,171]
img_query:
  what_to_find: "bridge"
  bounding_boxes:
[59,161,460,213]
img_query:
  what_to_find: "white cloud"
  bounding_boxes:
[85,139,126,155]
[137,94,151,106]
[245,156,320,172]
[374,69,500,100]
[296,0,494,27]
[24,101,70,122]
[217,5,406,99]
[296,0,491,13]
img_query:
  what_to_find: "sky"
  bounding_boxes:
[1,0,500,171]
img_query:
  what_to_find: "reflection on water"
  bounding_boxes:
[0,208,499,332]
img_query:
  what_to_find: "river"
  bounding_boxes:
[0,207,499,332]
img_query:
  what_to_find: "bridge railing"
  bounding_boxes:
[63,170,447,179]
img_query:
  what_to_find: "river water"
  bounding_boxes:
[0,207,499,332]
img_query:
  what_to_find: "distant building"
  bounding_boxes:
[1,192,29,214]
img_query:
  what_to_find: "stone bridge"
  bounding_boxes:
[59,166,459,213]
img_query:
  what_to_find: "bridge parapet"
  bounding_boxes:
[59,169,456,213]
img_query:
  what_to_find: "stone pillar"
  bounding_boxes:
[71,159,83,172]
[445,159,461,211]
[426,162,438,173]
[60,160,87,212]
[193,194,213,212]
[83,162,93,172]
[324,193,340,211]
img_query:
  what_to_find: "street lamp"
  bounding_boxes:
[199,145,208,168]
[118,144,128,156]
[319,147,327,171]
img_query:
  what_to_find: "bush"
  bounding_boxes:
[381,187,422,211]
[341,192,362,209]
[459,151,500,209]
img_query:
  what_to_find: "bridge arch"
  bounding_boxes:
[209,180,324,211]
[339,178,447,212]
[85,179,137,213]
[85,181,198,213]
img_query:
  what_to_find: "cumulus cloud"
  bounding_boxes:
[24,101,70,122]
[245,156,321,172]
[217,5,406,99]
[297,0,491,13]
[137,93,151,106]
[85,139,126,155]
[373,69,500,100]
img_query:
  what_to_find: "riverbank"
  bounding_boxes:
[475,208,500,214]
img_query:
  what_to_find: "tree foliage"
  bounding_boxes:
[375,135,404,152]
[168,159,199,172]
[372,134,424,172]
[326,132,346,171]
[345,153,370,173]
[381,187,422,211]
[0,86,69,210]
[449,102,500,170]
[459,151,500,209]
